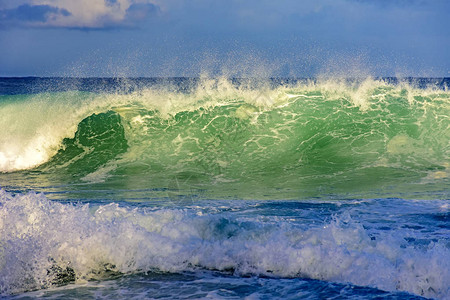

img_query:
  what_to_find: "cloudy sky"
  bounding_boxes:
[0,0,449,77]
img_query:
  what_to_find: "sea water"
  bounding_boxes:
[0,77,448,299]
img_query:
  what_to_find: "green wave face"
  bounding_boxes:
[39,111,128,177]
[0,79,449,200]
[115,86,449,199]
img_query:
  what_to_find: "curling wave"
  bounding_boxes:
[0,78,448,198]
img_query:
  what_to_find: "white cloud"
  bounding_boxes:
[1,0,160,28]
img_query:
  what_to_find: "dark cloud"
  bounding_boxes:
[0,4,70,24]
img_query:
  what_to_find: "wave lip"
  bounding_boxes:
[0,190,449,298]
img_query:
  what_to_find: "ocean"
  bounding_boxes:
[0,77,448,299]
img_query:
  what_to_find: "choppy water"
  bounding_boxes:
[0,77,449,299]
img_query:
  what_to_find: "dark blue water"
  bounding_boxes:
[1,77,449,95]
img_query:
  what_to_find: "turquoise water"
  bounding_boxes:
[0,77,449,299]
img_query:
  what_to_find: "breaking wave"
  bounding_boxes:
[0,190,448,298]
[0,78,448,198]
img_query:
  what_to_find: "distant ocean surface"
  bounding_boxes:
[0,77,449,299]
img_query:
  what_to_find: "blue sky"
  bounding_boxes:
[0,0,449,77]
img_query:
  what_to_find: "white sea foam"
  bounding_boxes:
[0,190,448,298]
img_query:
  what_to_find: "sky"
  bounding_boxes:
[0,0,449,77]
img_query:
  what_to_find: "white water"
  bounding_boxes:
[1,190,448,298]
